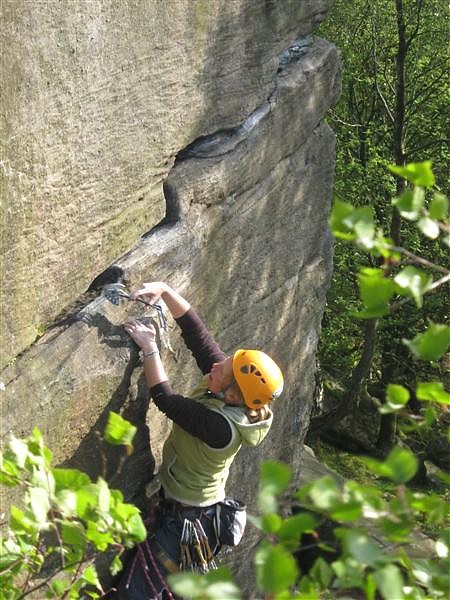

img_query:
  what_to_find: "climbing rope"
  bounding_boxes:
[124,501,176,600]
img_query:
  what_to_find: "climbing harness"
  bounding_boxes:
[121,498,217,599]
[103,282,177,360]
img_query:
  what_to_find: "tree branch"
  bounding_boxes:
[372,21,395,124]
[390,272,450,313]
[405,0,424,49]
[327,110,362,128]
[406,138,450,158]
[388,246,450,274]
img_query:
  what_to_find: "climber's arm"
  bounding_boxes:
[175,309,226,374]
[129,281,190,319]
[129,282,226,373]
[123,320,168,387]
[151,382,232,448]
[123,319,232,448]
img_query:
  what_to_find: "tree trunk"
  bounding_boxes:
[390,0,407,245]
[377,0,408,452]
[308,319,378,436]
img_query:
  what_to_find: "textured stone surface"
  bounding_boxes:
[1,0,333,367]
[0,0,339,591]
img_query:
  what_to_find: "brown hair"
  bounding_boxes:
[230,379,271,423]
[246,406,271,423]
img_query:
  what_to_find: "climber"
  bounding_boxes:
[111,281,283,600]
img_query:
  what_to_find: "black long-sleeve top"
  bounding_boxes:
[150,308,233,448]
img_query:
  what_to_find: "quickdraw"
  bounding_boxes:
[102,282,177,361]
[180,517,217,574]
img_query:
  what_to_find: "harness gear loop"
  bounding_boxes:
[179,517,217,573]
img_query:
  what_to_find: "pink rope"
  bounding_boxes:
[125,500,169,600]
[137,543,160,598]
[125,551,139,589]
[144,539,175,600]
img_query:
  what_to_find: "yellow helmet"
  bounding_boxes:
[232,349,284,409]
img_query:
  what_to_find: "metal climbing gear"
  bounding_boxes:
[103,283,176,360]
[180,518,217,573]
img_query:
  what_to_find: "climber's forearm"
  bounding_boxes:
[142,342,169,387]
[129,281,190,319]
[161,284,191,319]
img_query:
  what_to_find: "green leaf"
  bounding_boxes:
[0,457,21,486]
[53,468,91,492]
[9,505,37,536]
[387,383,410,407]
[364,573,377,600]
[277,513,318,544]
[347,206,376,249]
[204,579,242,600]
[338,529,383,566]
[297,575,320,597]
[385,446,419,483]
[417,216,440,239]
[330,500,362,522]
[379,515,412,542]
[357,268,395,316]
[61,521,86,547]
[48,580,70,596]
[331,557,365,587]
[389,161,435,187]
[168,572,204,597]
[429,192,448,220]
[110,555,123,576]
[394,266,432,307]
[97,477,111,513]
[403,323,450,361]
[258,461,292,513]
[26,487,50,525]
[330,201,376,248]
[127,513,147,542]
[81,565,101,589]
[8,437,29,469]
[260,461,292,495]
[373,564,404,600]
[76,485,101,518]
[309,557,333,590]
[56,489,78,516]
[363,447,418,483]
[169,568,242,600]
[416,382,449,405]
[85,521,114,551]
[392,187,425,220]
[0,551,22,572]
[255,544,299,594]
[330,199,356,237]
[305,476,340,511]
[104,412,136,448]
[261,513,282,534]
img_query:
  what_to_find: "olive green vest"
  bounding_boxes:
[159,379,273,506]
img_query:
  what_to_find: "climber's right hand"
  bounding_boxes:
[130,282,190,320]
[129,281,168,305]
